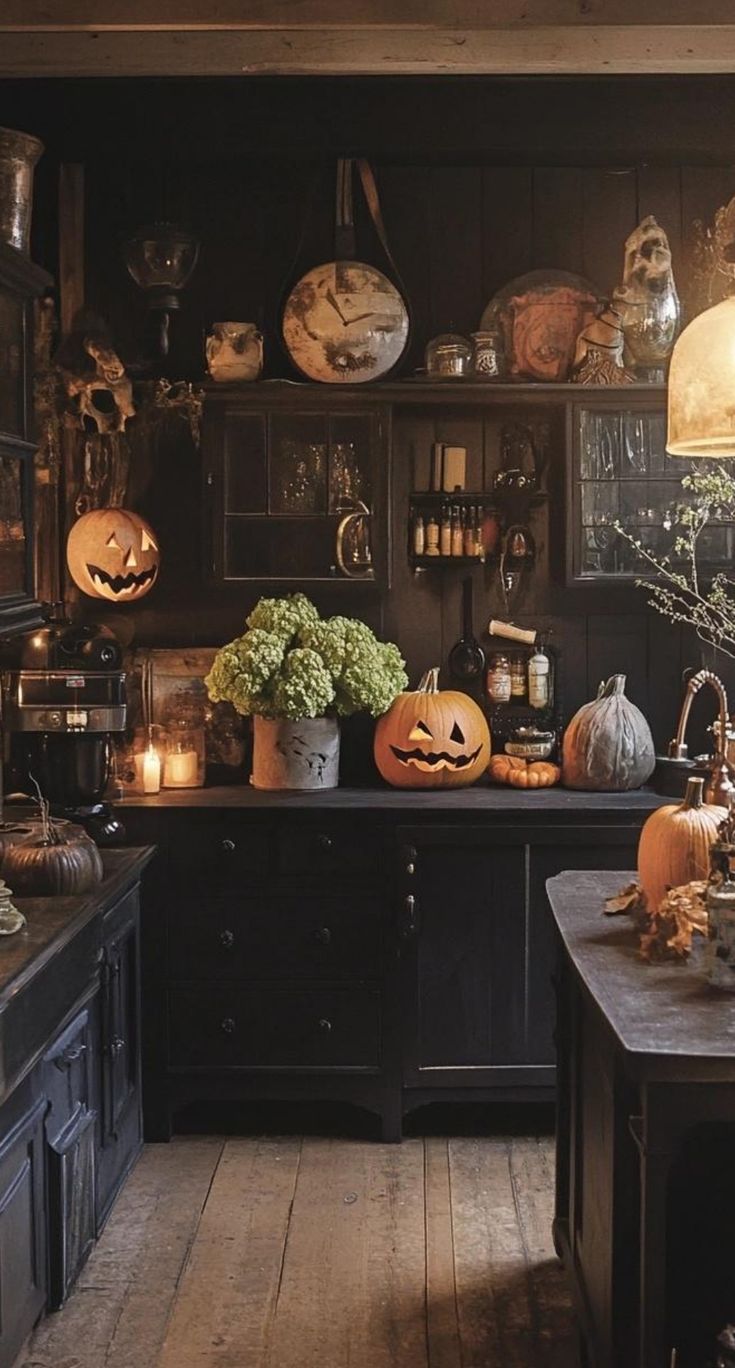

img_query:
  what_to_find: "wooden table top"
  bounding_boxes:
[547,870,735,1080]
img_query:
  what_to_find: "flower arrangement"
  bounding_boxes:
[205,593,408,721]
[616,462,735,658]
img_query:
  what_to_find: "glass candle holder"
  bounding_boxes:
[163,722,205,788]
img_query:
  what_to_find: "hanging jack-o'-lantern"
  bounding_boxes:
[66,507,160,602]
[374,668,490,789]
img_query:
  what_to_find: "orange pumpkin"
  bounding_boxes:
[637,776,727,912]
[67,506,160,602]
[488,753,527,784]
[374,668,490,788]
[507,761,561,789]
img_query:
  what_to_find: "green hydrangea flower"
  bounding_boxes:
[270,648,335,720]
[245,592,320,643]
[205,594,406,720]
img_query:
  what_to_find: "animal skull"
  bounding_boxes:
[64,335,135,435]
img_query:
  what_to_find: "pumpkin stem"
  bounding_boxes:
[417,668,441,694]
[682,776,705,810]
[29,773,61,845]
[598,674,627,698]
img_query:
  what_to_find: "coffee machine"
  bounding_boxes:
[2,614,127,843]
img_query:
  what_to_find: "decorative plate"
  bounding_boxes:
[282,260,410,384]
[480,269,604,382]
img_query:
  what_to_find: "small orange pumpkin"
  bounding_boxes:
[507,761,561,789]
[637,776,727,912]
[488,753,527,784]
[374,668,490,789]
[67,506,160,602]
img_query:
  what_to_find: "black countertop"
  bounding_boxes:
[0,847,155,1008]
[547,869,735,1078]
[120,783,669,817]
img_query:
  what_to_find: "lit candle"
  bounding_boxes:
[142,747,162,794]
[164,749,199,787]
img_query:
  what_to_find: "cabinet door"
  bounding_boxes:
[397,826,529,1087]
[44,1005,97,1307]
[204,401,389,586]
[97,908,142,1226]
[0,1094,46,1368]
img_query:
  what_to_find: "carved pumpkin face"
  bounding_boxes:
[374,668,490,789]
[66,507,160,602]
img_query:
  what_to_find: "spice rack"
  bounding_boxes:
[483,640,562,750]
[408,487,549,571]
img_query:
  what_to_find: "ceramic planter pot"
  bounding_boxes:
[251,715,340,790]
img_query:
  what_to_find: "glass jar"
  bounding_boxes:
[486,653,511,704]
[162,687,206,788]
[470,329,506,380]
[425,332,472,379]
[510,656,526,700]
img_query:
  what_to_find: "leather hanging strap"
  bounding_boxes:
[333,157,409,307]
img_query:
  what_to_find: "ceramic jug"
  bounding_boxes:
[206,322,263,382]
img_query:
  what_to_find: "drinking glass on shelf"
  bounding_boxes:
[271,440,326,514]
[329,441,369,512]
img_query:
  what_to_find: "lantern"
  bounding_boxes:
[66,507,160,602]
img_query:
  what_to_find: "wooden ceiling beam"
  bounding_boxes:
[2,25,735,77]
[3,0,735,28]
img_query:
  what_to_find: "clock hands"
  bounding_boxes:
[325,288,349,326]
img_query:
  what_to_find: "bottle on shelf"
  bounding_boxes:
[413,508,425,557]
[463,505,476,557]
[425,509,440,556]
[440,502,452,557]
[473,505,484,559]
[510,654,527,701]
[451,504,464,556]
[528,643,550,710]
[486,652,512,704]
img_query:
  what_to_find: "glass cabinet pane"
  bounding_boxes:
[224,413,267,513]
[329,414,373,513]
[571,404,735,583]
[0,451,27,594]
[0,290,25,439]
[269,414,327,515]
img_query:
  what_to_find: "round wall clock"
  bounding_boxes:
[282,260,409,384]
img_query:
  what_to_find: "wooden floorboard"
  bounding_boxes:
[16,1131,576,1368]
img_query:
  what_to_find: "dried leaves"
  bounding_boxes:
[604,879,708,961]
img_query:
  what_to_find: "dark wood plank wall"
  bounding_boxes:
[2,75,734,748]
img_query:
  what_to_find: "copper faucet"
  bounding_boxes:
[669,669,734,806]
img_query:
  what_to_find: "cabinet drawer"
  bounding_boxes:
[44,1007,93,1147]
[168,896,381,980]
[277,825,382,877]
[172,818,271,886]
[168,984,381,1069]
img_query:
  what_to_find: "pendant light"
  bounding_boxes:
[667,295,735,457]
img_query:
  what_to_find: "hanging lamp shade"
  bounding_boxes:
[667,296,735,457]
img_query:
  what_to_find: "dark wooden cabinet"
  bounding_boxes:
[203,386,390,588]
[0,850,151,1361]
[124,792,660,1141]
[96,891,142,1227]
[0,1085,47,1368]
[0,241,51,638]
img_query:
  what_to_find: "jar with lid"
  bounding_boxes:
[470,329,506,380]
[528,645,550,710]
[425,332,472,379]
[486,653,512,704]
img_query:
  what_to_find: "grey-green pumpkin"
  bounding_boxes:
[562,674,655,791]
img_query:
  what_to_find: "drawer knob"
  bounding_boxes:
[221,1017,236,1035]
[318,1017,332,1034]
[54,1042,87,1072]
[109,1035,125,1058]
[221,838,236,853]
[406,862,416,876]
[219,929,235,948]
[316,833,333,852]
[314,926,332,946]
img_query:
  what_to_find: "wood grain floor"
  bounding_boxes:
[19,1133,577,1368]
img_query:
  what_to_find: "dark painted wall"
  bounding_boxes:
[2,75,733,749]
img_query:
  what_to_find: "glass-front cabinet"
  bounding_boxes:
[568,391,735,585]
[0,242,50,634]
[203,387,389,586]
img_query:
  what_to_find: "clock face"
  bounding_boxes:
[282,261,409,384]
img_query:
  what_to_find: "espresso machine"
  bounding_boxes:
[2,613,127,843]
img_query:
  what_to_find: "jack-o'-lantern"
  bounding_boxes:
[66,507,160,602]
[374,668,490,789]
